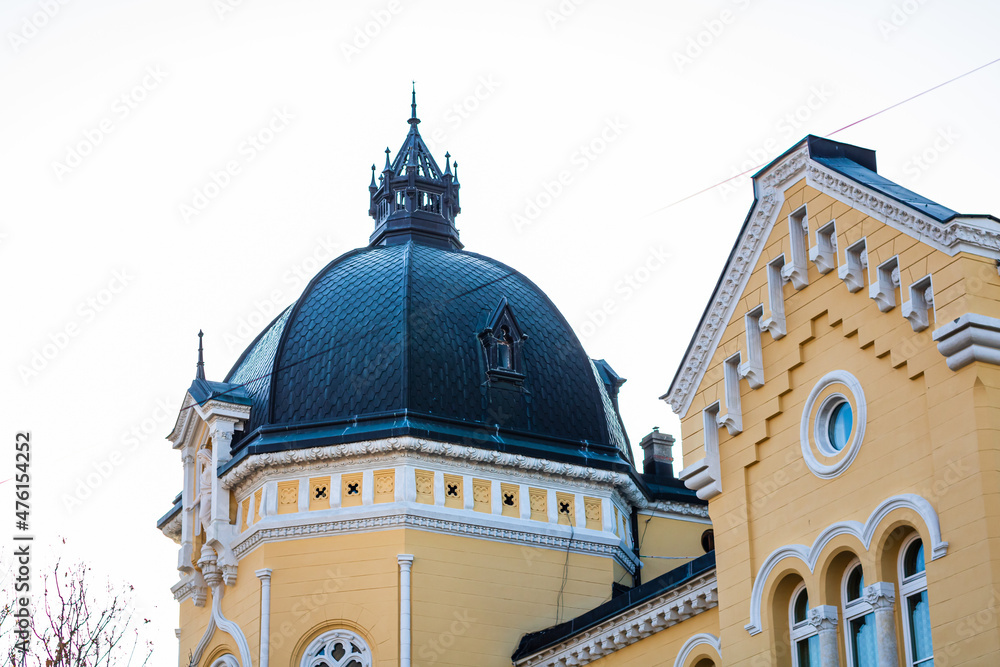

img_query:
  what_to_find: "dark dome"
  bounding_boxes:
[224,242,632,469]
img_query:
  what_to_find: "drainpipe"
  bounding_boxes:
[398,555,414,667]
[256,569,273,667]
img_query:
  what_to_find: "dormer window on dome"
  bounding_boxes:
[479,298,528,383]
[368,85,462,250]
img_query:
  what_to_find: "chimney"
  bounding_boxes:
[640,428,675,477]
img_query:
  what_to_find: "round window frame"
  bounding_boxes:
[800,370,867,479]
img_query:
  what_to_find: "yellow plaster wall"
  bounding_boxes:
[637,513,711,581]
[677,178,1000,664]
[178,527,619,666]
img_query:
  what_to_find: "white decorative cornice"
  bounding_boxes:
[933,313,1000,370]
[664,145,1000,417]
[514,570,718,667]
[744,493,947,635]
[663,146,806,417]
[645,499,710,520]
[232,506,640,572]
[221,436,648,508]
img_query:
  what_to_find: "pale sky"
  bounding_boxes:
[3,0,999,663]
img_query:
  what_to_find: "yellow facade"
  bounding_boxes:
[162,136,1000,667]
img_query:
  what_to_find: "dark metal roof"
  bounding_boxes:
[512,551,717,661]
[222,241,633,468]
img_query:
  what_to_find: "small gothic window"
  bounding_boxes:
[447,484,459,497]
[301,629,372,667]
[479,298,528,383]
[701,529,715,553]
[346,482,359,496]
[503,492,516,506]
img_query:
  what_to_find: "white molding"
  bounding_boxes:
[664,146,1000,416]
[679,403,722,500]
[220,436,649,508]
[232,501,641,572]
[514,571,718,667]
[211,584,252,667]
[799,370,867,479]
[744,493,948,635]
[672,632,722,667]
[933,313,1000,370]
[902,274,935,333]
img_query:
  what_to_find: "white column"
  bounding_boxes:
[433,471,445,507]
[256,568,273,667]
[398,555,414,667]
[490,480,502,516]
[462,475,475,511]
[518,484,531,520]
[179,447,196,573]
[865,582,899,667]
[808,605,840,667]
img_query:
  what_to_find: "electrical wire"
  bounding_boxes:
[643,55,1000,217]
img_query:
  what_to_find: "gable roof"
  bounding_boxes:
[663,135,1000,417]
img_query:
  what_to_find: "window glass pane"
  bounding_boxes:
[793,589,809,623]
[796,634,820,667]
[847,565,865,601]
[905,539,926,578]
[828,401,852,451]
[851,613,877,667]
[908,590,934,663]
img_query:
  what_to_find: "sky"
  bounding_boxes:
[2,0,999,663]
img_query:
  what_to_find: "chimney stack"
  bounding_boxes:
[640,428,675,477]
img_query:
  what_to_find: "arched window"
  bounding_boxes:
[790,583,819,667]
[302,629,373,667]
[899,535,934,666]
[842,560,877,667]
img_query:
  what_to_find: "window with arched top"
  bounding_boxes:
[789,583,819,667]
[899,535,934,666]
[842,560,877,667]
[301,629,373,667]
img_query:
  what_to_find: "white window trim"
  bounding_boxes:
[789,582,817,667]
[301,629,373,667]
[799,370,867,479]
[898,534,933,667]
[842,560,874,667]
[210,656,239,667]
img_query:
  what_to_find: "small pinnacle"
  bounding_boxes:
[196,330,206,381]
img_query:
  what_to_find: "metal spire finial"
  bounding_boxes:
[383,147,392,172]
[408,81,419,126]
[196,330,206,381]
[444,151,451,175]
[370,164,377,188]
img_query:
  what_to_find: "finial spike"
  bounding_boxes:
[196,330,206,381]
[444,151,451,175]
[384,147,392,172]
[370,164,377,188]
[408,82,420,126]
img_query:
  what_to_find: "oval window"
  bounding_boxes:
[827,401,853,451]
